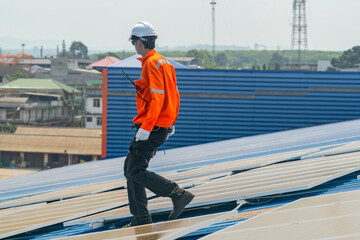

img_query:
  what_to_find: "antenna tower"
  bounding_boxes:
[290,0,308,69]
[210,0,216,59]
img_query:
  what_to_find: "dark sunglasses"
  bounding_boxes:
[131,39,138,45]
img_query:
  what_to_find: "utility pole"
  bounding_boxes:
[290,0,308,70]
[210,0,216,61]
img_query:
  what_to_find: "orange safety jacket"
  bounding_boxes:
[133,49,180,132]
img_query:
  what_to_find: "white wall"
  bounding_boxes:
[0,109,6,121]
[85,115,102,129]
[29,109,37,123]
[36,109,42,121]
[317,60,333,71]
[86,98,102,114]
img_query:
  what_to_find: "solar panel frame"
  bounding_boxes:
[65,152,360,227]
[2,119,360,202]
[201,190,360,240]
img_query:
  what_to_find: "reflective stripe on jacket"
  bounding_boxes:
[133,49,180,132]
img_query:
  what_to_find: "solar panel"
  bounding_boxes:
[302,141,360,159]
[2,119,360,204]
[160,148,319,181]
[58,212,235,240]
[201,189,360,239]
[3,120,360,239]
[0,173,226,239]
[65,151,360,227]
[0,180,126,210]
[0,189,129,239]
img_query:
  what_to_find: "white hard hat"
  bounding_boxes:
[129,21,157,40]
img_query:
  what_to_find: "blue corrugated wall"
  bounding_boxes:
[105,67,360,158]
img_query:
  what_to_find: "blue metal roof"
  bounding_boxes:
[104,67,360,157]
[109,54,188,69]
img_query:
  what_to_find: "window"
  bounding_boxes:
[93,99,100,108]
[86,117,92,122]
[96,117,102,126]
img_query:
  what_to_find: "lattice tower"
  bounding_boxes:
[290,0,308,69]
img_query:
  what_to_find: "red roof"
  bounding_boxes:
[88,56,121,67]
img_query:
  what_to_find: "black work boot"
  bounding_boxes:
[168,190,195,220]
[122,216,152,228]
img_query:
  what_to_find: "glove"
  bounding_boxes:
[135,128,150,141]
[167,125,175,140]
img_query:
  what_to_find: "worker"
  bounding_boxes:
[123,21,194,227]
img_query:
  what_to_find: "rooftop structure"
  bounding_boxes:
[0,126,101,168]
[0,119,359,239]
[110,54,188,69]
[88,56,121,68]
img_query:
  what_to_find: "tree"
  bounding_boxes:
[5,71,28,81]
[269,52,288,69]
[331,46,360,69]
[0,53,32,65]
[186,49,214,68]
[69,41,88,59]
[214,53,227,67]
[274,62,281,70]
[60,40,67,57]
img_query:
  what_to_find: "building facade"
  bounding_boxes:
[0,126,101,169]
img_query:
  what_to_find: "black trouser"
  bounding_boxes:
[124,126,181,221]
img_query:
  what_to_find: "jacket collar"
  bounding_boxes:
[137,49,156,64]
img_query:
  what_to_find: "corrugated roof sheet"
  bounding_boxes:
[15,126,102,137]
[0,78,80,93]
[201,189,360,240]
[103,68,360,157]
[109,54,188,69]
[0,97,28,103]
[88,57,121,68]
[1,120,360,239]
[0,134,101,155]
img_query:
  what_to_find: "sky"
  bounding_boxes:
[1,0,360,52]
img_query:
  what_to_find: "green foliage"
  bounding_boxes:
[89,49,342,70]
[5,71,28,81]
[331,46,360,69]
[269,52,289,68]
[2,122,17,133]
[186,49,214,68]
[69,41,89,59]
[60,40,67,57]
[275,62,281,70]
[214,53,227,67]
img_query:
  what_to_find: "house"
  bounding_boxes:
[87,56,121,68]
[0,126,101,168]
[0,93,66,125]
[317,60,333,71]
[0,78,80,126]
[167,56,195,67]
[35,58,102,87]
[85,83,102,129]
[110,54,188,69]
